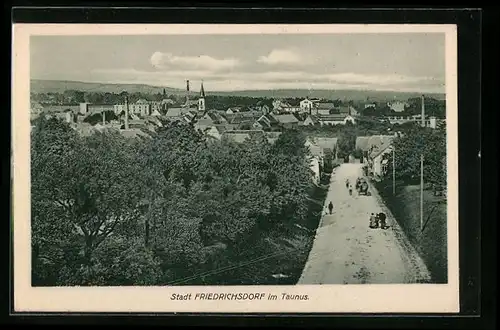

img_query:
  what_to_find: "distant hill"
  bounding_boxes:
[30,79,182,95]
[30,79,446,101]
[211,89,446,101]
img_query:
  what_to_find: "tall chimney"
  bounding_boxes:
[102,110,106,126]
[186,79,190,108]
[421,94,425,127]
[125,95,129,129]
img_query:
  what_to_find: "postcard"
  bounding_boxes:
[12,23,459,313]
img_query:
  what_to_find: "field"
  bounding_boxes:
[375,179,448,283]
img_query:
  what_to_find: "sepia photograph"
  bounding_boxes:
[12,23,459,313]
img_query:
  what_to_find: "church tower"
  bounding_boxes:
[198,81,206,112]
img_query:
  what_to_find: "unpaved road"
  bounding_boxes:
[298,163,431,284]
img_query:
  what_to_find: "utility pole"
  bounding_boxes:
[421,94,425,128]
[420,95,425,230]
[420,153,424,231]
[124,93,129,130]
[392,146,396,195]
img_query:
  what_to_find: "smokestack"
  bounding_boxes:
[125,94,129,129]
[102,110,106,126]
[186,79,190,107]
[421,95,425,127]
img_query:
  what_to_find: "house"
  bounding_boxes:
[201,111,227,124]
[183,110,198,123]
[226,107,241,114]
[165,107,189,119]
[151,108,162,117]
[300,98,315,111]
[304,139,323,183]
[314,102,336,115]
[224,112,260,129]
[272,99,291,110]
[309,156,321,185]
[205,125,228,140]
[305,137,338,167]
[273,114,300,129]
[303,115,320,126]
[253,114,280,130]
[260,104,271,114]
[315,114,356,126]
[369,142,393,178]
[355,136,371,162]
[360,134,395,173]
[364,103,377,109]
[338,105,352,115]
[315,137,338,160]
[129,99,151,116]
[194,119,215,133]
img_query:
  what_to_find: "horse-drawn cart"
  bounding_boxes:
[357,179,370,196]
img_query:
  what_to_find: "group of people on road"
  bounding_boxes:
[369,212,388,229]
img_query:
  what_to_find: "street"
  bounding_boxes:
[298,163,431,284]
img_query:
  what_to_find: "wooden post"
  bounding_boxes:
[421,95,425,128]
[392,147,396,195]
[124,94,129,130]
[420,153,424,230]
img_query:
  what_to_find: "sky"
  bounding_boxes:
[30,33,446,93]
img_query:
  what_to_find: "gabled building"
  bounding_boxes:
[205,125,228,140]
[273,114,300,129]
[253,114,280,130]
[304,114,356,126]
[314,102,336,115]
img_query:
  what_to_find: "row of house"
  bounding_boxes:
[305,133,399,184]
[385,114,443,129]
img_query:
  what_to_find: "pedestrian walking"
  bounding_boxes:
[328,201,334,215]
[345,179,350,189]
[348,184,353,196]
[369,213,378,228]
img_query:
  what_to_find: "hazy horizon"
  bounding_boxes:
[31,34,446,94]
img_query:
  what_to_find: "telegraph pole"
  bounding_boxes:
[420,153,424,231]
[421,94,425,128]
[420,95,425,230]
[392,146,396,195]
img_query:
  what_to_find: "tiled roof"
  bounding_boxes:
[274,114,299,124]
[316,102,335,110]
[317,114,348,121]
[165,107,188,117]
[315,137,338,150]
[355,136,370,151]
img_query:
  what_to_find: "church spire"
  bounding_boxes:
[200,81,206,98]
[198,81,206,112]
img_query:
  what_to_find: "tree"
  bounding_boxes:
[31,119,144,285]
[385,125,446,187]
[337,128,356,160]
